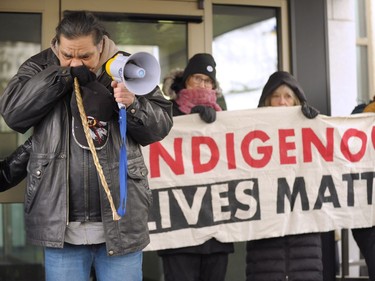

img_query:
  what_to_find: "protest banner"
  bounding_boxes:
[141,106,375,251]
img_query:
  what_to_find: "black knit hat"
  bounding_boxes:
[182,53,216,86]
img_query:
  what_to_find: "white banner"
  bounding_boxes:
[141,106,375,251]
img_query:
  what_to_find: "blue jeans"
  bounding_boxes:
[44,243,142,281]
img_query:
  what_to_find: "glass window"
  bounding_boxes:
[212,5,279,110]
[0,13,41,136]
[94,13,188,86]
[0,12,44,281]
[355,0,370,103]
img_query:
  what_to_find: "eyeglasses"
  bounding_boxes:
[190,74,214,87]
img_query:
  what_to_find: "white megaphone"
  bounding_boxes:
[105,52,161,96]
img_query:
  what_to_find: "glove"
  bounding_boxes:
[0,136,31,192]
[191,105,216,123]
[301,102,319,119]
[70,65,96,86]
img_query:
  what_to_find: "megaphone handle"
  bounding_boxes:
[115,78,126,109]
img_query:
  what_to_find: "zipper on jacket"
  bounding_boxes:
[84,150,89,221]
[285,237,289,281]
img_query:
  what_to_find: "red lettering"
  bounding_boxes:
[192,136,219,173]
[341,129,367,162]
[149,138,184,178]
[241,130,272,168]
[148,124,372,178]
[279,129,296,164]
[302,128,334,162]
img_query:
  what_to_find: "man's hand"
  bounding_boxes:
[70,65,96,86]
[111,81,135,108]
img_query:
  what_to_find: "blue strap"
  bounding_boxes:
[117,107,127,216]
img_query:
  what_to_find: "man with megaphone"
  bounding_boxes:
[0,10,173,281]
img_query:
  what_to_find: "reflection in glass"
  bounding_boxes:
[213,5,278,110]
[100,18,187,85]
[0,12,44,281]
[0,13,41,136]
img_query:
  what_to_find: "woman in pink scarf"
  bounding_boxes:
[158,53,233,281]
[162,53,224,123]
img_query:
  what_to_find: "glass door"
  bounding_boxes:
[212,4,280,110]
[91,13,189,280]
[92,12,189,85]
[0,12,44,281]
[211,4,283,280]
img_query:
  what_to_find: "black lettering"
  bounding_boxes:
[361,172,375,204]
[148,178,260,234]
[314,175,340,209]
[234,179,260,220]
[277,177,309,213]
[342,173,359,206]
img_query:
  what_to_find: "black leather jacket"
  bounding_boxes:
[0,137,31,192]
[0,47,173,256]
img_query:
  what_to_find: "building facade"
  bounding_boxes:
[0,0,373,280]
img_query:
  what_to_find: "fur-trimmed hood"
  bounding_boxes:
[162,68,223,100]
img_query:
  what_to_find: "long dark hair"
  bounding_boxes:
[54,11,108,46]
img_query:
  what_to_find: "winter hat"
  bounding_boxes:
[182,53,217,87]
[71,81,117,150]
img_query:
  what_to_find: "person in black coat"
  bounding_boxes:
[158,53,234,281]
[350,98,375,280]
[246,71,323,281]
